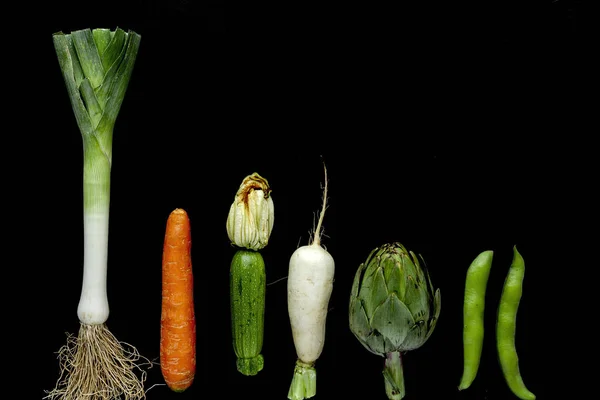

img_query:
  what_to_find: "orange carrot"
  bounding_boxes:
[161,208,196,392]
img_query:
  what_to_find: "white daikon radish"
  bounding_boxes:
[287,163,335,400]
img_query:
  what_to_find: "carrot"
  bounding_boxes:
[160,208,196,392]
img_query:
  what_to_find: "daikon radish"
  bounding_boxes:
[287,163,335,400]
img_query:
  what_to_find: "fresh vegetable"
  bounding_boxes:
[227,172,274,251]
[230,249,266,374]
[287,163,335,400]
[349,242,441,400]
[161,208,196,392]
[226,172,274,375]
[458,250,494,391]
[496,246,536,400]
[45,27,149,400]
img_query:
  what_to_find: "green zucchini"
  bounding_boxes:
[230,249,266,375]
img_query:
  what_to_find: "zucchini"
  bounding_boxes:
[230,249,266,375]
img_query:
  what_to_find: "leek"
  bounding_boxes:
[45,27,150,400]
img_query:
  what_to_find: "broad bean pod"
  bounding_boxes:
[496,246,536,400]
[458,250,494,391]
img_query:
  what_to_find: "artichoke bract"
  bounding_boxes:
[349,242,441,400]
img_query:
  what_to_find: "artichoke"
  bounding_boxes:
[349,242,441,400]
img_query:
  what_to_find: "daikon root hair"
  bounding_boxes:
[44,322,154,400]
[309,162,329,247]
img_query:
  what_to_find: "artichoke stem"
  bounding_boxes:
[287,359,316,400]
[383,351,405,400]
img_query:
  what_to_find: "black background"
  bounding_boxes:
[14,0,593,399]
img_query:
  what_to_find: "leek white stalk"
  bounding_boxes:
[78,209,110,324]
[45,27,151,400]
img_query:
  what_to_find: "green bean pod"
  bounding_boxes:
[496,246,536,400]
[458,250,494,391]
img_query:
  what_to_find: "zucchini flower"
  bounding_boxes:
[226,172,274,251]
[349,242,441,400]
